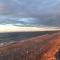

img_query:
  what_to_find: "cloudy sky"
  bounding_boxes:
[0,0,60,32]
[0,0,60,16]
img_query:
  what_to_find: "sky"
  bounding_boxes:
[0,0,60,17]
[0,0,60,32]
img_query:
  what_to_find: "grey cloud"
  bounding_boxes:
[0,0,60,17]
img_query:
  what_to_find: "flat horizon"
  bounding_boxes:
[0,24,59,33]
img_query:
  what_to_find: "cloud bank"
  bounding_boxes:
[0,0,60,29]
[0,0,60,17]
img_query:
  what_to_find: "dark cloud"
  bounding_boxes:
[0,16,60,27]
[0,0,60,27]
[0,0,60,17]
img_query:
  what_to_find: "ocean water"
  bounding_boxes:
[0,31,58,43]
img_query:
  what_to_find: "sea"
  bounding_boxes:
[0,31,58,43]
